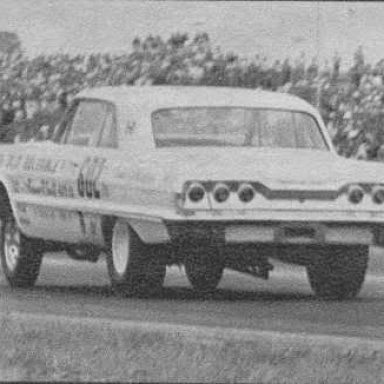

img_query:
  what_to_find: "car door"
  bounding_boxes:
[56,98,117,246]
[72,100,119,246]
[17,98,114,245]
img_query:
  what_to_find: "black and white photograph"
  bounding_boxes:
[1,1,384,382]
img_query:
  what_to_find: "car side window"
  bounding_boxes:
[52,101,78,144]
[64,100,108,146]
[97,105,118,148]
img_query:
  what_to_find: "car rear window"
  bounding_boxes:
[151,107,327,150]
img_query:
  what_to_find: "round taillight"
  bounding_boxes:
[213,183,230,203]
[187,183,205,203]
[372,187,384,204]
[238,183,255,203]
[348,185,364,204]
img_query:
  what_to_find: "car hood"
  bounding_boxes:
[149,148,384,191]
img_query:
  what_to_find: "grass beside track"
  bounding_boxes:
[1,311,384,383]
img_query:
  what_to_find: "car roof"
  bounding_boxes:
[75,85,318,114]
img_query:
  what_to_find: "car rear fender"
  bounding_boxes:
[101,215,171,246]
[0,177,22,228]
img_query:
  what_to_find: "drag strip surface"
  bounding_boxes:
[2,248,384,341]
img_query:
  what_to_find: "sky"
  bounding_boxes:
[1,0,384,68]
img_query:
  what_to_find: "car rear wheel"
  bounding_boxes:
[306,245,368,300]
[106,219,166,296]
[0,209,43,287]
[184,246,224,294]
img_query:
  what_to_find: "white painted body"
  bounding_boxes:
[1,86,384,248]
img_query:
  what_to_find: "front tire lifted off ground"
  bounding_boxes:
[107,219,166,296]
[184,246,224,294]
[306,245,368,300]
[0,208,43,287]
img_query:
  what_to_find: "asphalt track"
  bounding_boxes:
[2,248,384,341]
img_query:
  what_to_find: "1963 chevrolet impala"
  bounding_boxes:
[1,86,384,299]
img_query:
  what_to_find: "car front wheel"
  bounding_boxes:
[106,219,166,296]
[184,246,224,294]
[0,209,43,287]
[306,245,368,300]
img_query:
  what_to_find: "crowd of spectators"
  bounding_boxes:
[1,32,384,160]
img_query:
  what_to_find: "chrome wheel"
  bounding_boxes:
[4,218,21,272]
[112,220,130,276]
[0,208,43,288]
[107,219,166,296]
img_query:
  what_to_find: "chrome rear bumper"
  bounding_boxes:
[224,223,374,245]
[130,217,382,246]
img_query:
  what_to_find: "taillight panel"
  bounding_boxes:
[183,180,257,207]
[344,184,384,205]
[180,181,384,209]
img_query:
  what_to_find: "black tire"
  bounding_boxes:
[306,245,368,300]
[184,246,224,294]
[140,248,167,295]
[0,209,43,287]
[106,219,166,296]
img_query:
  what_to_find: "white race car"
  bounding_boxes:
[1,86,384,299]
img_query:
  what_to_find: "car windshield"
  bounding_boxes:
[152,107,328,150]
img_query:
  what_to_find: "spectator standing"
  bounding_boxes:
[1,100,14,126]
[332,52,341,81]
[306,57,319,82]
[281,58,292,85]
[0,100,14,142]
